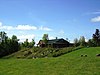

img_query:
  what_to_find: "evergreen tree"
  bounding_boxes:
[0,32,20,57]
[88,39,95,47]
[0,31,7,42]
[92,29,100,46]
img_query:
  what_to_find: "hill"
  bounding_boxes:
[2,47,82,59]
[0,47,100,75]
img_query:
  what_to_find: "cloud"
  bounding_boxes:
[0,21,53,43]
[91,16,100,22]
[0,22,52,31]
[0,22,14,30]
[16,25,37,30]
[17,34,35,42]
[0,22,36,30]
[39,26,52,31]
[84,11,100,15]
[59,30,64,34]
[1,26,14,30]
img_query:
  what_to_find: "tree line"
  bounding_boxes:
[0,32,20,57]
[74,29,100,47]
[0,32,35,57]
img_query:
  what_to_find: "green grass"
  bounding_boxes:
[0,47,100,75]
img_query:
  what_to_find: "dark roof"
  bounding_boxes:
[47,38,69,44]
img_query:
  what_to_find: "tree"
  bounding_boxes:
[0,31,7,42]
[42,34,49,44]
[88,39,95,47]
[74,38,79,47]
[32,39,35,46]
[22,39,35,48]
[92,29,100,46]
[11,35,20,52]
[79,36,86,46]
[0,32,20,57]
[12,35,19,41]
[23,39,29,47]
[28,39,35,48]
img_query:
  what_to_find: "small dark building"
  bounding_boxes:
[37,40,46,47]
[37,38,69,48]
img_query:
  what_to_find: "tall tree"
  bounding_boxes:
[74,38,79,47]
[32,39,35,46]
[11,35,19,41]
[92,29,100,46]
[88,39,95,47]
[11,35,20,52]
[0,33,20,57]
[42,34,49,44]
[28,39,35,48]
[0,31,7,42]
[79,36,86,46]
[23,39,29,47]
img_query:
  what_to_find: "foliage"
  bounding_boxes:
[92,29,100,46]
[73,38,79,47]
[87,39,95,47]
[87,29,100,47]
[42,34,49,44]
[79,36,86,46]
[22,39,29,47]
[0,32,20,57]
[28,39,35,48]
[12,35,19,41]
[0,31,7,42]
[21,39,35,48]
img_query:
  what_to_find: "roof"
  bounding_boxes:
[47,38,69,44]
[37,40,45,45]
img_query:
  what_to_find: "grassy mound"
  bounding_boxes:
[0,47,100,75]
[3,46,83,59]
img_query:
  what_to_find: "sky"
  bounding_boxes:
[0,0,100,44]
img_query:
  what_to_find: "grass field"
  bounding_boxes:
[0,47,100,75]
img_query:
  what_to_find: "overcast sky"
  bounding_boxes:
[0,0,100,43]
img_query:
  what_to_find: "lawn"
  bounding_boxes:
[0,47,100,75]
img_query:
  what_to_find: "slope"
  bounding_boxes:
[0,47,100,75]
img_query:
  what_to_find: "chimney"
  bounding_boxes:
[56,37,58,39]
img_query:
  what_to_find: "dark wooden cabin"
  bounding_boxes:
[37,38,69,48]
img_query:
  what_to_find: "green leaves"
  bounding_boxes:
[0,32,20,57]
[42,34,49,44]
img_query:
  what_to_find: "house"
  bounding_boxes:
[37,40,46,47]
[37,38,70,48]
